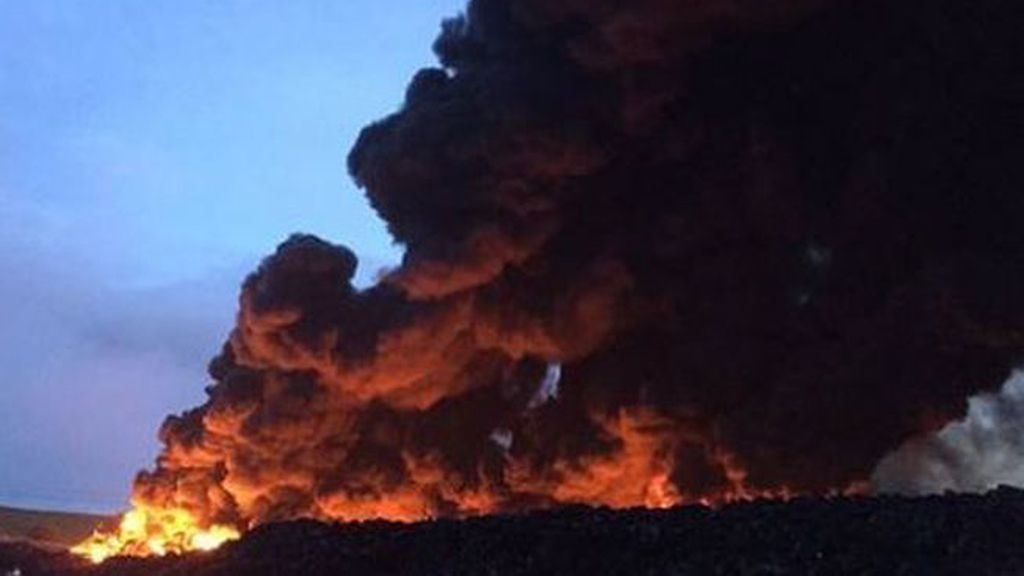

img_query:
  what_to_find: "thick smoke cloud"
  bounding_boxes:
[134,0,1022,528]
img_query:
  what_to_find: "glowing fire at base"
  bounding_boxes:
[71,504,240,564]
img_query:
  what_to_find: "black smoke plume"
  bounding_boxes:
[133,0,1024,528]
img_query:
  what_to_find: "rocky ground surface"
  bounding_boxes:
[3,487,1024,575]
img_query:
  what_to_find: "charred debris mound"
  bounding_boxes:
[5,487,1024,576]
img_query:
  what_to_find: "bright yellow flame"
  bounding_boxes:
[71,504,240,564]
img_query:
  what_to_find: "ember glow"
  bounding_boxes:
[73,0,1020,563]
[72,504,239,564]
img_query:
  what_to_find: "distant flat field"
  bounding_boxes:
[0,505,114,548]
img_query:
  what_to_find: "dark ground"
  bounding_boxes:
[3,487,1024,576]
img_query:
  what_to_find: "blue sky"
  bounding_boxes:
[0,0,464,513]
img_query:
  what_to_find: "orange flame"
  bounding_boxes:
[71,503,239,564]
[72,409,809,564]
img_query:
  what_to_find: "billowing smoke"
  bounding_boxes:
[874,372,1024,494]
[132,0,1022,529]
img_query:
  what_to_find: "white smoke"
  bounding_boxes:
[873,370,1024,494]
[528,363,562,410]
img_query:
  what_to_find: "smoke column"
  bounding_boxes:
[131,0,1022,529]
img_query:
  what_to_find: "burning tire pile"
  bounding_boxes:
[99,0,1024,544]
[4,488,1024,575]
[5,0,1021,574]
